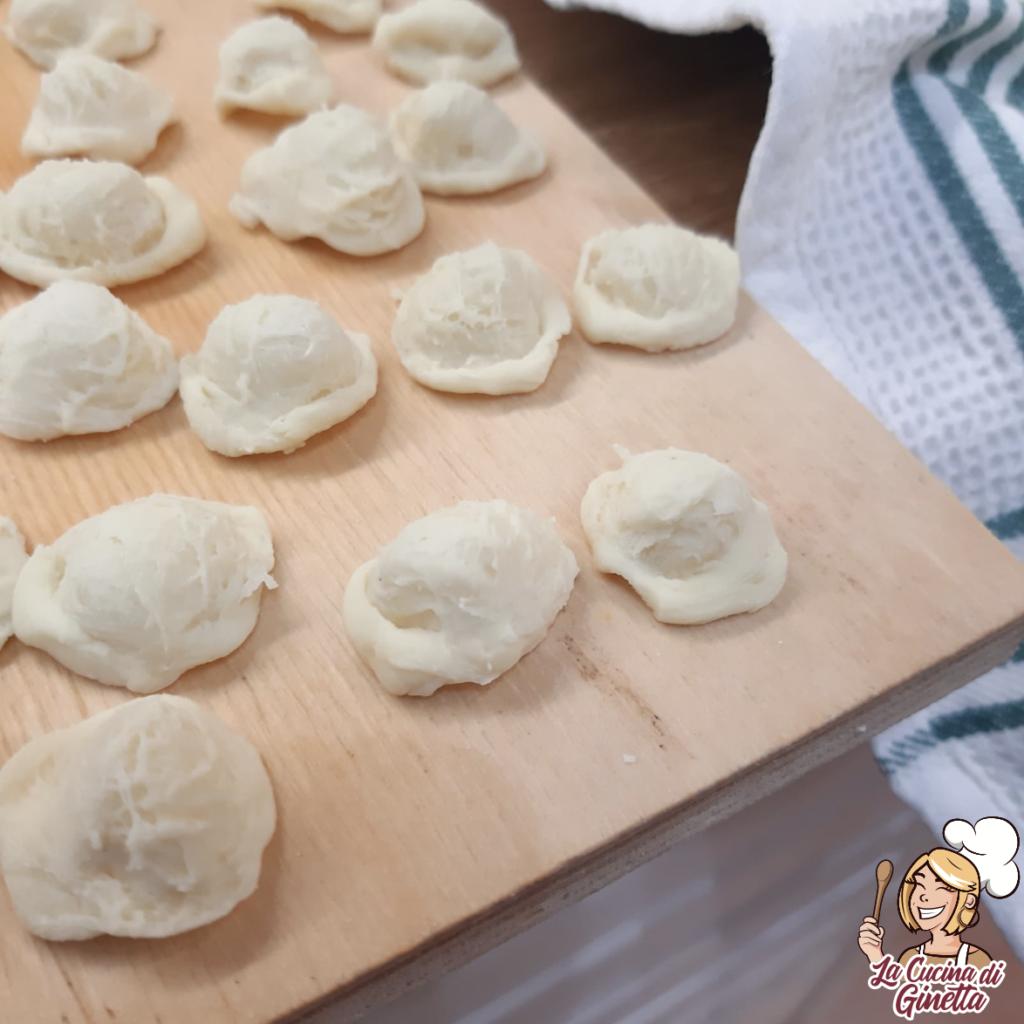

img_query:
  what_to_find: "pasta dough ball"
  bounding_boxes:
[392,243,571,395]
[0,159,205,289]
[215,17,331,118]
[12,494,277,693]
[345,500,578,696]
[581,448,787,624]
[22,53,174,165]
[230,105,425,257]
[0,695,276,941]
[5,0,158,70]
[574,224,741,352]
[390,81,545,196]
[0,518,29,651]
[252,0,380,34]
[0,282,178,442]
[180,294,378,456]
[372,0,520,87]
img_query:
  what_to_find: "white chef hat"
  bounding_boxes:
[943,817,1020,898]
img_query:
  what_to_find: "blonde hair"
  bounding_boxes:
[899,849,981,935]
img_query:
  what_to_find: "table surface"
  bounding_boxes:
[487,0,773,238]
[1,5,1023,1024]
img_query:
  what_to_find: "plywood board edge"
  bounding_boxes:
[284,613,1024,1024]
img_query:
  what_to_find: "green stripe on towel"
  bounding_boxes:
[931,696,1024,738]
[939,1,1024,231]
[968,2,1024,93]
[929,0,990,74]
[877,729,938,774]
[944,81,1024,228]
[893,63,1024,340]
[878,693,1024,774]
[1008,61,1024,107]
[986,506,1024,539]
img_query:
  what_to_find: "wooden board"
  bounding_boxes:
[2,3,1024,1022]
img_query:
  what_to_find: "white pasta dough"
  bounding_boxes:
[0,518,29,652]
[22,53,174,164]
[12,494,277,693]
[5,0,158,70]
[390,81,545,195]
[252,0,380,33]
[392,243,571,395]
[581,448,787,624]
[372,0,520,87]
[230,105,425,256]
[0,159,205,288]
[574,224,741,352]
[0,695,276,941]
[215,17,331,118]
[345,500,578,696]
[180,294,379,456]
[0,282,178,442]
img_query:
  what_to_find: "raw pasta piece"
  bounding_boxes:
[390,81,545,195]
[180,294,378,456]
[0,159,205,288]
[12,494,277,693]
[215,17,331,118]
[0,281,178,441]
[5,0,158,70]
[574,224,741,352]
[0,695,276,941]
[230,105,425,256]
[0,518,29,651]
[391,242,570,395]
[372,0,519,87]
[252,0,380,33]
[22,53,174,164]
[345,499,578,696]
[580,448,787,624]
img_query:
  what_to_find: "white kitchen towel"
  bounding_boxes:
[545,0,1024,954]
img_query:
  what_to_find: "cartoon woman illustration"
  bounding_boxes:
[857,817,1019,969]
[859,847,990,968]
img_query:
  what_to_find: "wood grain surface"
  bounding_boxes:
[1,3,1023,1023]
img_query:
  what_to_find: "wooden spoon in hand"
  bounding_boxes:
[874,859,894,921]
